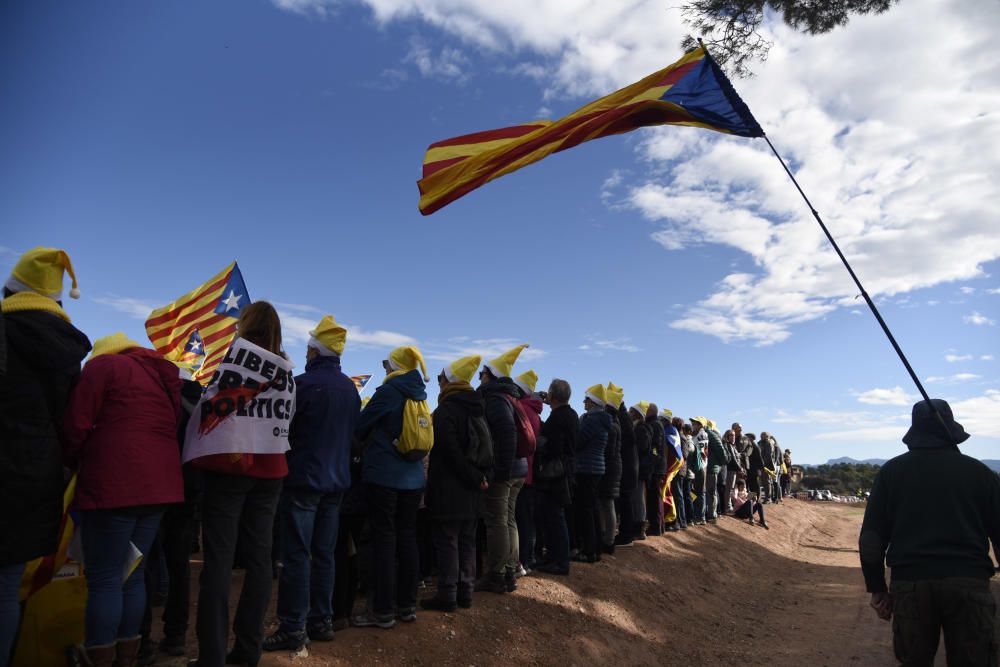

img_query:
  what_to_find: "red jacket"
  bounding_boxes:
[63,347,184,510]
[519,395,544,485]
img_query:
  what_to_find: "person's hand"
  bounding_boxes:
[480,478,489,491]
[870,592,892,621]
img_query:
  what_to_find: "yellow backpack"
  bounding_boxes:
[395,399,434,461]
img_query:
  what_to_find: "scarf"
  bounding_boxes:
[439,380,473,402]
[1,291,71,322]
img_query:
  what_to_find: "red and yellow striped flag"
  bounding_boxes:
[145,262,250,384]
[418,46,762,215]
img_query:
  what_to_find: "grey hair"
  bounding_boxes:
[548,378,571,403]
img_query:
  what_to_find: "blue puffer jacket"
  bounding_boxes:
[285,355,360,493]
[576,408,611,476]
[355,370,427,491]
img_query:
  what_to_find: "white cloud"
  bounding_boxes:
[926,373,981,384]
[404,37,470,82]
[982,355,994,361]
[423,337,546,364]
[855,386,917,406]
[988,287,1000,295]
[945,353,972,363]
[964,311,996,326]
[277,310,416,350]
[271,0,339,17]
[960,286,976,294]
[578,335,641,354]
[92,294,159,320]
[773,408,885,425]
[813,425,907,442]
[950,389,1000,437]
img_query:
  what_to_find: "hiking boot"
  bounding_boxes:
[613,536,634,547]
[420,596,457,612]
[137,637,156,666]
[160,635,186,656]
[504,568,518,592]
[396,607,417,623]
[116,636,143,667]
[331,617,350,632]
[457,595,473,609]
[601,543,616,555]
[474,573,506,594]
[352,611,396,629]
[536,563,570,575]
[307,618,335,642]
[71,643,117,667]
[263,628,309,652]
[760,520,770,530]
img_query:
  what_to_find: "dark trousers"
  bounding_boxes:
[431,519,476,603]
[141,500,196,641]
[332,512,365,623]
[617,491,634,542]
[417,508,434,581]
[537,491,570,569]
[890,578,998,666]
[196,473,282,667]
[734,499,764,522]
[515,485,538,568]
[366,484,421,618]
[646,474,665,535]
[670,475,687,528]
[572,474,601,558]
[681,476,694,523]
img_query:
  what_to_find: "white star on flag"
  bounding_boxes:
[221,290,243,312]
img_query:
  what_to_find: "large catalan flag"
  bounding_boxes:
[145,262,250,383]
[418,45,762,215]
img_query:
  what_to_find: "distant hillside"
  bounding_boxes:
[803,457,1000,472]
[983,460,1000,472]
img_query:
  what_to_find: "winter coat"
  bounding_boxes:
[706,428,729,472]
[617,405,637,495]
[427,387,487,521]
[759,437,774,471]
[355,370,427,491]
[63,348,184,510]
[770,438,783,470]
[635,420,653,478]
[647,416,667,477]
[681,434,695,478]
[747,441,766,476]
[536,403,578,506]
[0,308,90,566]
[518,394,543,485]
[285,355,360,494]
[479,379,519,482]
[598,406,622,498]
[576,408,611,476]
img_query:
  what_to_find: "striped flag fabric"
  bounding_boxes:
[351,374,373,392]
[20,475,77,600]
[418,45,762,215]
[145,262,250,383]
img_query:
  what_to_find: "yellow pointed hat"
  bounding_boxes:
[485,344,529,379]
[308,315,348,356]
[88,332,141,361]
[707,419,717,431]
[388,345,429,381]
[605,382,624,409]
[630,400,650,416]
[585,383,607,407]
[514,370,539,395]
[662,407,673,418]
[444,355,481,383]
[6,247,80,300]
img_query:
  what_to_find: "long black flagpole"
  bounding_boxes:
[760,134,956,440]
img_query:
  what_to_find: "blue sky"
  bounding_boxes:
[3,0,998,464]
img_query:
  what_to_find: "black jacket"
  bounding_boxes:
[427,389,487,521]
[617,405,637,495]
[859,445,1000,593]
[599,406,622,498]
[647,416,667,477]
[635,420,653,478]
[0,309,90,566]
[536,404,579,505]
[479,379,518,482]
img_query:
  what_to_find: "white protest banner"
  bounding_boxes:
[182,337,296,463]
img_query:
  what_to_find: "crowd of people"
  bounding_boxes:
[0,247,794,667]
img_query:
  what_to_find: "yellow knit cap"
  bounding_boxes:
[690,416,707,426]
[389,345,429,381]
[630,400,649,416]
[89,333,141,361]
[485,344,529,379]
[585,383,607,407]
[707,419,717,431]
[514,370,538,395]
[308,315,347,356]
[444,355,481,383]
[605,382,624,409]
[6,247,80,300]
[662,408,673,418]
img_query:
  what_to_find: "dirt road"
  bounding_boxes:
[162,500,998,666]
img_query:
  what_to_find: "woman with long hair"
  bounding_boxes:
[186,302,294,667]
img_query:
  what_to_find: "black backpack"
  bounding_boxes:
[465,414,494,470]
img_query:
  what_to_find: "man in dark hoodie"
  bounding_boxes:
[859,399,1000,666]
[422,356,490,612]
[475,345,528,594]
[645,403,667,537]
[534,379,577,576]
[573,384,612,563]
[0,248,90,665]
[266,316,360,650]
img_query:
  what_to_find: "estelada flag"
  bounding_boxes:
[20,475,77,600]
[351,374,373,391]
[418,45,762,215]
[145,262,250,384]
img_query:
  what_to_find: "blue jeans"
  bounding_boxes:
[276,489,343,631]
[81,508,163,646]
[0,562,26,667]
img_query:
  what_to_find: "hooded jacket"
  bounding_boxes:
[635,418,653,478]
[518,393,544,484]
[647,416,667,477]
[285,354,360,494]
[355,369,427,491]
[617,404,637,494]
[0,308,90,566]
[63,347,184,510]
[706,427,729,472]
[598,406,622,498]
[576,407,611,476]
[427,386,487,521]
[478,378,519,482]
